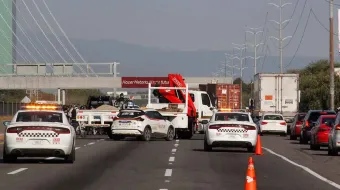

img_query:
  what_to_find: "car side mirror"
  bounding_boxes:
[200,120,209,124]
[3,121,10,127]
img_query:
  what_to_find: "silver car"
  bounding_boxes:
[328,112,340,155]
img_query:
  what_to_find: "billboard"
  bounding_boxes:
[121,77,169,88]
[0,0,14,73]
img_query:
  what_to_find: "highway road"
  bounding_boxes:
[0,135,339,190]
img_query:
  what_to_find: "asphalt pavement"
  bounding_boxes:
[0,134,338,190]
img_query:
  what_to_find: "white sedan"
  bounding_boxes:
[259,113,287,136]
[202,111,258,152]
[110,108,175,141]
[3,108,76,163]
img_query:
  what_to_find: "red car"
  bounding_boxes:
[309,114,336,150]
[289,113,306,140]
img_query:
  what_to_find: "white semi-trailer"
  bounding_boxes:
[253,73,300,119]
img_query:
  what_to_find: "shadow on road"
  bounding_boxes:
[192,148,250,153]
[0,158,69,164]
[290,141,301,145]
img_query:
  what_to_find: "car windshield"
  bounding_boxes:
[309,111,335,122]
[117,111,144,118]
[16,111,63,123]
[322,117,335,124]
[263,115,283,120]
[215,113,249,122]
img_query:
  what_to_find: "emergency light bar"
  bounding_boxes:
[20,104,62,111]
[218,108,248,112]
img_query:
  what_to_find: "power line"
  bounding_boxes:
[311,9,339,36]
[324,0,340,6]
[283,0,308,48]
[282,0,300,30]
[284,9,312,69]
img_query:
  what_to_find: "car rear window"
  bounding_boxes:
[215,113,249,122]
[263,115,283,120]
[322,117,335,124]
[16,111,63,123]
[117,111,144,118]
[308,111,335,122]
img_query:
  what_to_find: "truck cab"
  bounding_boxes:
[189,90,215,133]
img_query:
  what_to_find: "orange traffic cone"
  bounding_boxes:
[254,135,263,155]
[245,157,257,190]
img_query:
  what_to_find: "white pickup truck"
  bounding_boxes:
[146,83,215,139]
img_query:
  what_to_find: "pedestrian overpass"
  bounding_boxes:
[0,63,233,89]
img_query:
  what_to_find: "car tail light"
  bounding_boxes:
[209,125,221,129]
[53,127,70,134]
[261,121,267,125]
[335,125,340,130]
[242,125,256,130]
[112,116,117,120]
[280,122,286,125]
[7,127,23,133]
[306,120,309,127]
[320,112,328,114]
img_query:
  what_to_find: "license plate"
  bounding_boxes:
[228,134,236,138]
[33,140,43,145]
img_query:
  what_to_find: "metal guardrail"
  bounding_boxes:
[0,62,120,77]
[0,102,22,116]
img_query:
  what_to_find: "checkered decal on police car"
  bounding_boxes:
[18,132,59,138]
[217,128,247,133]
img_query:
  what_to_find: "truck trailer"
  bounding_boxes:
[253,73,300,119]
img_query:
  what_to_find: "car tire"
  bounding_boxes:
[2,147,17,163]
[204,137,212,151]
[142,127,152,141]
[247,146,255,153]
[165,126,175,141]
[64,145,75,163]
[299,135,308,144]
[328,145,338,156]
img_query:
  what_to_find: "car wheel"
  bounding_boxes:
[247,146,255,153]
[142,127,152,141]
[2,147,17,163]
[64,145,75,163]
[165,126,175,141]
[204,137,212,151]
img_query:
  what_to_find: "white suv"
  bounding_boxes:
[110,109,175,141]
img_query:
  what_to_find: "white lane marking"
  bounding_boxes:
[160,189,168,190]
[171,148,177,153]
[263,147,340,189]
[169,156,175,162]
[176,139,179,142]
[100,139,105,141]
[45,157,55,160]
[88,142,95,146]
[164,169,172,177]
[165,180,170,183]
[8,168,28,175]
[174,144,179,147]
[75,147,81,150]
[172,152,175,155]
[169,163,173,165]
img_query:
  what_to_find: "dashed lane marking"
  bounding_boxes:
[174,144,179,147]
[88,142,95,146]
[7,168,28,175]
[263,147,340,189]
[169,156,175,162]
[164,169,172,177]
[76,147,81,150]
[160,189,168,190]
[172,153,175,155]
[45,157,55,160]
[171,149,176,153]
[176,139,179,142]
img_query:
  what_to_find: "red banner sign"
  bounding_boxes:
[121,77,169,88]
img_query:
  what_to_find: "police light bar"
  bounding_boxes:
[20,104,62,110]
[218,108,248,112]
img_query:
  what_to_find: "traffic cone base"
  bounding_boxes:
[254,135,263,155]
[245,157,257,190]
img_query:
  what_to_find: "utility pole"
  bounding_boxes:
[245,27,264,79]
[330,0,335,110]
[269,0,292,73]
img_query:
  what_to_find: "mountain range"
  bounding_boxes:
[14,31,329,83]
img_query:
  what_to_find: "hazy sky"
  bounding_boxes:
[16,0,340,58]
